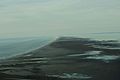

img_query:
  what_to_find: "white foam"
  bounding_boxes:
[24,54,32,57]
[48,73,92,79]
[85,55,120,63]
[29,58,49,61]
[68,51,101,57]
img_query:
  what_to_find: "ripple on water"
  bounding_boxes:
[84,55,120,63]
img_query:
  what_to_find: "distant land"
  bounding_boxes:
[91,32,120,34]
[0,37,120,80]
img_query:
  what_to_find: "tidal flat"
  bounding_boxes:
[0,37,120,80]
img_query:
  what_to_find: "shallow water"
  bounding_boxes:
[0,37,54,59]
[68,51,101,57]
[85,55,120,63]
[48,73,92,79]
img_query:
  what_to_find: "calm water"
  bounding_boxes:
[0,37,54,59]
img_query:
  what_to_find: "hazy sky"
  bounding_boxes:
[0,0,120,37]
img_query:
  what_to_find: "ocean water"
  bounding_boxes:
[0,33,120,59]
[0,37,54,59]
[80,33,120,41]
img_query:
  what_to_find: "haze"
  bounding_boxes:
[0,0,120,37]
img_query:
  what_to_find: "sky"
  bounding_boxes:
[0,0,120,37]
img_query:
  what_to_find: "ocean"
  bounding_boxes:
[0,33,120,59]
[0,37,54,59]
